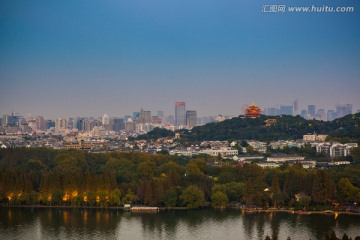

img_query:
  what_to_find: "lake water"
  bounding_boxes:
[0,208,359,240]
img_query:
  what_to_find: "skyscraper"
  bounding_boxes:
[327,110,336,121]
[102,114,110,125]
[55,118,67,130]
[113,118,125,131]
[186,110,197,128]
[308,105,316,117]
[157,111,164,123]
[36,116,45,130]
[301,110,308,119]
[336,104,352,118]
[175,102,186,126]
[317,109,326,121]
[2,114,17,126]
[293,99,299,116]
[139,109,151,123]
[280,105,293,116]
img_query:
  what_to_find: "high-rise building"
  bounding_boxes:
[67,118,76,129]
[308,105,316,117]
[102,114,110,125]
[157,111,164,123]
[317,109,326,121]
[124,115,132,122]
[2,114,17,126]
[336,104,352,118]
[27,120,37,131]
[132,112,140,121]
[45,120,55,129]
[125,119,135,132]
[139,109,151,123]
[293,99,299,116]
[175,102,186,126]
[301,110,308,119]
[81,119,100,131]
[76,118,84,130]
[113,118,125,131]
[55,118,67,130]
[327,110,336,121]
[80,119,90,131]
[186,110,197,128]
[263,108,277,116]
[280,105,293,116]
[36,116,45,130]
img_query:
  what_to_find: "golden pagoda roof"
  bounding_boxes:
[245,102,261,118]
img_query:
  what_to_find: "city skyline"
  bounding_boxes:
[1,100,357,120]
[1,0,360,119]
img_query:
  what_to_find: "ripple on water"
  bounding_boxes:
[1,209,360,240]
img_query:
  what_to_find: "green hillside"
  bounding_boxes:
[179,113,360,141]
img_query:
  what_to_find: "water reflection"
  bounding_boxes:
[0,208,359,240]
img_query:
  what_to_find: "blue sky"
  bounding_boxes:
[1,0,359,118]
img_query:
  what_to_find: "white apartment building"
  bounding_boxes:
[316,143,331,155]
[200,147,238,157]
[317,143,357,158]
[247,140,267,153]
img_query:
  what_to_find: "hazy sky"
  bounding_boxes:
[1,0,360,119]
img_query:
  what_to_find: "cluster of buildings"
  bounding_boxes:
[316,143,358,158]
[1,100,357,136]
[262,100,356,121]
[1,102,234,136]
[0,129,358,169]
[0,102,358,169]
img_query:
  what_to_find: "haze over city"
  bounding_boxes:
[1,0,360,118]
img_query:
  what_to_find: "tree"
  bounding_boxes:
[86,191,96,206]
[109,189,122,206]
[351,147,360,164]
[241,140,249,147]
[138,160,155,180]
[225,182,244,202]
[162,187,180,207]
[271,175,283,207]
[51,188,64,205]
[337,178,360,204]
[123,189,138,204]
[180,185,204,209]
[144,180,155,206]
[312,169,336,205]
[211,191,228,208]
[243,177,267,206]
[29,191,40,205]
[71,195,82,207]
[165,168,181,188]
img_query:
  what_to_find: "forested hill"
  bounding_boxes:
[177,113,360,141]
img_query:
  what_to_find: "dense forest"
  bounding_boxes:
[1,148,360,209]
[138,113,360,142]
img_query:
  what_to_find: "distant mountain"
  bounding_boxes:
[177,113,360,142]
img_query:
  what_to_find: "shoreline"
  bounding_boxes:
[2,205,360,216]
[235,208,360,216]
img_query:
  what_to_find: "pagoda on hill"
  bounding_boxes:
[245,102,262,118]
